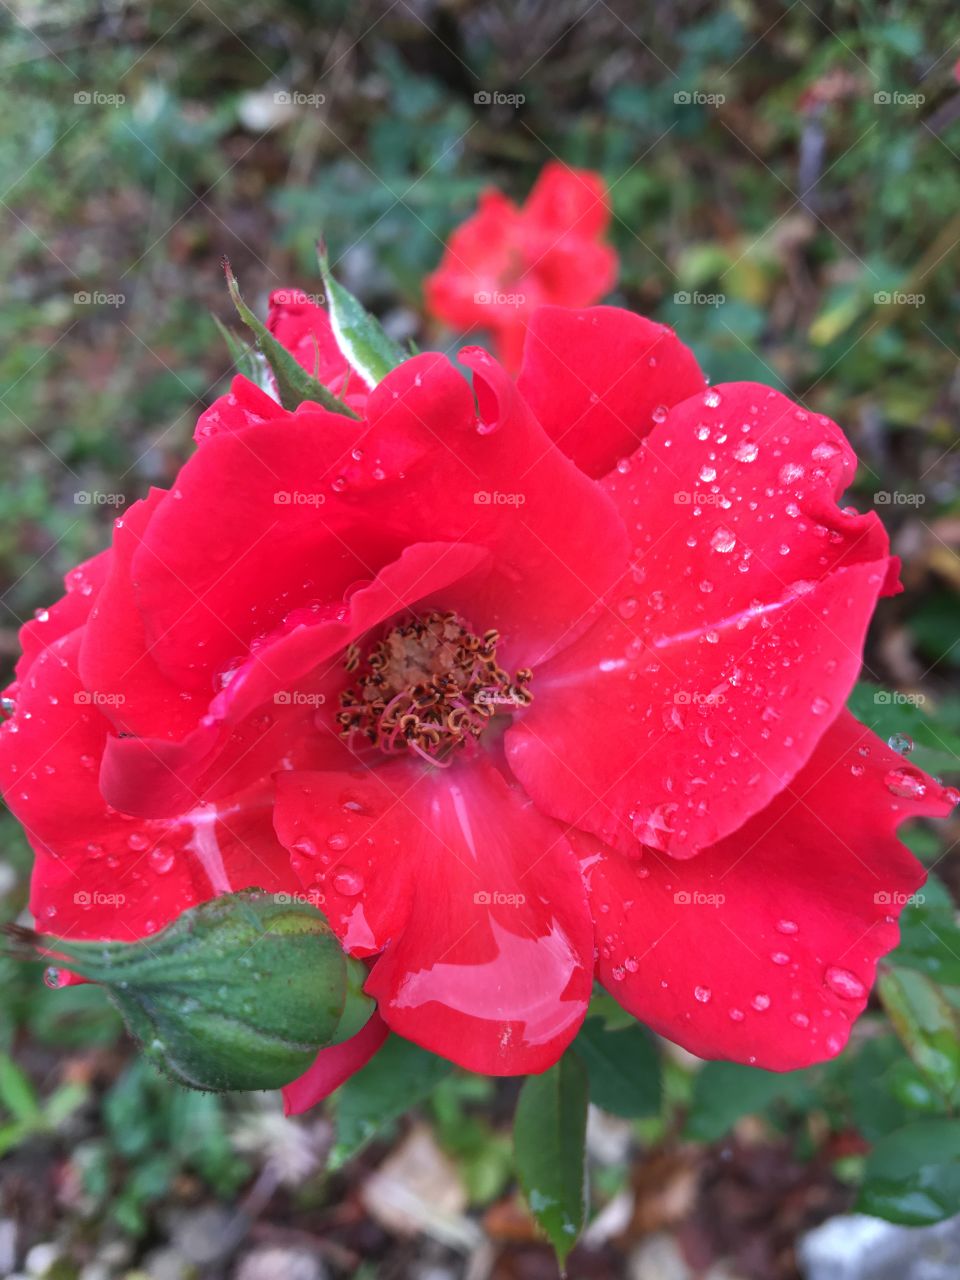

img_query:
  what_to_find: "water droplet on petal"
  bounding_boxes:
[884,767,927,799]
[332,867,364,896]
[694,985,712,1003]
[824,966,866,1000]
[887,732,914,756]
[710,527,737,554]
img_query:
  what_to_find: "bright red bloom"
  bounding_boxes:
[424,162,618,372]
[2,297,954,1112]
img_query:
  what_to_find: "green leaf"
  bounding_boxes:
[513,1053,589,1266]
[893,874,960,985]
[684,1061,811,1142]
[847,682,960,774]
[573,1017,661,1117]
[221,260,358,418]
[331,1035,452,1169]
[0,1053,41,1125]
[11,891,373,1093]
[857,1119,960,1225]
[878,967,960,1104]
[318,243,406,387]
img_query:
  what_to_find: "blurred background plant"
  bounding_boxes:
[1,0,960,1276]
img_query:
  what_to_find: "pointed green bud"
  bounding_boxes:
[10,891,374,1093]
[221,259,359,418]
[317,241,406,387]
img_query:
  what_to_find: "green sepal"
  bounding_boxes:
[14,890,374,1093]
[221,259,358,418]
[317,241,406,387]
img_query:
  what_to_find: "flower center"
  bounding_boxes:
[338,611,532,766]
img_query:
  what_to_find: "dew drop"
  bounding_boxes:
[710,527,737,554]
[884,767,927,799]
[887,732,914,756]
[751,993,771,1011]
[694,985,712,1004]
[332,867,364,896]
[824,966,866,1000]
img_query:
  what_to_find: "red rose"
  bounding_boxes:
[425,162,618,372]
[2,299,953,1115]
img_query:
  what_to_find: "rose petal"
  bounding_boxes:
[507,382,894,858]
[517,305,706,477]
[581,710,955,1069]
[274,756,594,1075]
